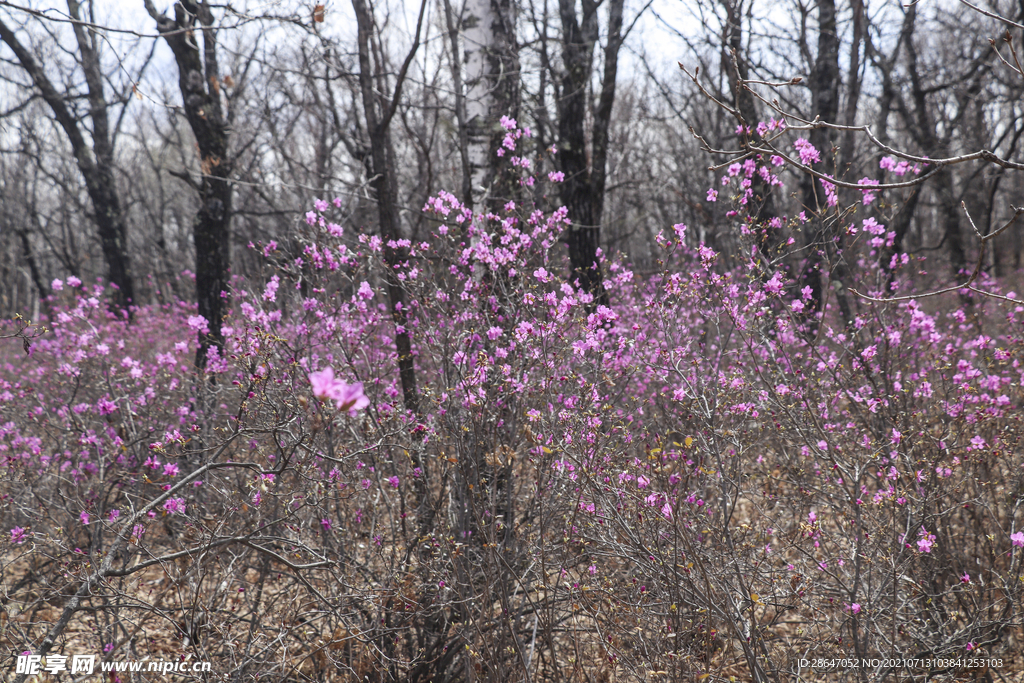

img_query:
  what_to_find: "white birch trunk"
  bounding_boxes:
[462,0,498,209]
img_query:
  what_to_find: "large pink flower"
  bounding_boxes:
[334,381,369,415]
[308,367,338,401]
[308,368,369,415]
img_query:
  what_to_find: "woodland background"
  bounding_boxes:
[1,0,1022,313]
[4,1,1024,683]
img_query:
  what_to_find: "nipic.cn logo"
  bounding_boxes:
[15,654,95,675]
[14,653,212,676]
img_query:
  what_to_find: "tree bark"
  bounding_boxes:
[556,0,623,306]
[0,12,135,311]
[462,0,520,212]
[144,0,233,367]
[351,0,424,415]
[721,0,778,256]
[799,0,842,322]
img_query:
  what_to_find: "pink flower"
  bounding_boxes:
[916,526,936,553]
[187,315,210,334]
[80,511,90,525]
[163,463,180,477]
[706,188,718,202]
[858,177,879,205]
[763,272,783,296]
[309,367,338,401]
[163,498,186,515]
[263,275,280,302]
[307,367,369,414]
[388,476,400,488]
[846,603,861,614]
[334,381,369,415]
[793,138,821,165]
[960,573,970,583]
[1012,531,1024,548]
[321,518,332,531]
[52,279,63,291]
[10,527,27,544]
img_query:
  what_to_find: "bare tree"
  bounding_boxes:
[553,0,629,305]
[0,1,137,310]
[350,0,428,414]
[144,0,235,366]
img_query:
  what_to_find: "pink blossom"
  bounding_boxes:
[10,527,27,544]
[916,526,936,553]
[309,367,339,401]
[794,138,821,165]
[163,498,186,515]
[263,275,280,302]
[334,381,369,414]
[187,315,210,334]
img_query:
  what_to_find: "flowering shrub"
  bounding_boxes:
[2,124,1024,682]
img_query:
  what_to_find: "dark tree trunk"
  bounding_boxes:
[483,0,521,211]
[556,0,623,306]
[721,0,778,255]
[351,0,423,415]
[799,0,841,322]
[0,14,135,311]
[145,0,233,367]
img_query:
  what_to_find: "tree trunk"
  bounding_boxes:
[0,13,135,311]
[462,0,520,212]
[721,0,778,256]
[799,0,842,323]
[557,0,621,306]
[144,0,233,367]
[351,0,423,415]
